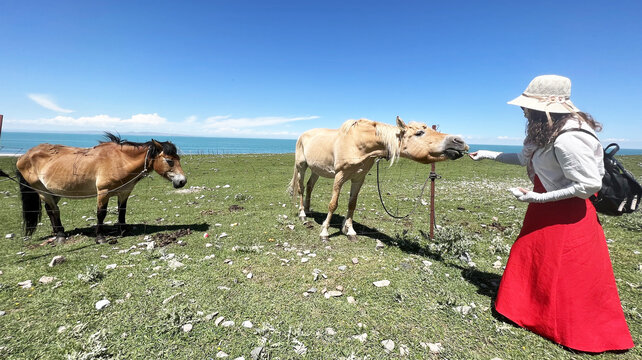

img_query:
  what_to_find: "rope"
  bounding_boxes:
[375,158,435,219]
[0,148,153,199]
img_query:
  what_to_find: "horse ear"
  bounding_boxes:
[396,116,406,129]
[151,139,163,152]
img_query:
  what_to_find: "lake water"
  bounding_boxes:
[1,131,640,156]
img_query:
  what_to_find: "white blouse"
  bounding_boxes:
[496,118,604,200]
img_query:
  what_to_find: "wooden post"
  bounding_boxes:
[429,124,438,240]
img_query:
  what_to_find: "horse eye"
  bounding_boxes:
[165,159,174,167]
[415,130,425,136]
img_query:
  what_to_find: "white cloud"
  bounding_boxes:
[5,113,317,139]
[27,94,74,113]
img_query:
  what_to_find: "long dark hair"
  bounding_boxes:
[524,110,602,148]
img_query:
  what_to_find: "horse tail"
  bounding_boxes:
[287,137,304,197]
[17,170,41,236]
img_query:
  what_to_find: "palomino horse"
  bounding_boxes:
[14,133,187,243]
[289,117,468,240]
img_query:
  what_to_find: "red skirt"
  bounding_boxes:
[495,177,634,352]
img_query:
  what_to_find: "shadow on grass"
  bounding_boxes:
[65,222,210,238]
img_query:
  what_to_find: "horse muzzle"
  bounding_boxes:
[443,136,469,160]
[171,174,187,188]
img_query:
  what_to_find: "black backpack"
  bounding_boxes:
[557,128,642,216]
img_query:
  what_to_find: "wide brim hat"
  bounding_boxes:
[508,75,581,113]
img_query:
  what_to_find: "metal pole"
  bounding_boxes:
[429,124,437,240]
[0,115,3,138]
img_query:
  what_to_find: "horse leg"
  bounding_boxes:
[342,178,365,241]
[116,193,131,236]
[304,173,319,213]
[43,195,66,243]
[95,194,111,244]
[296,163,308,221]
[320,173,346,241]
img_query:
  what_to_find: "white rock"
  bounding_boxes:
[216,351,228,358]
[351,258,359,264]
[182,323,193,332]
[215,316,225,326]
[426,342,443,353]
[347,296,356,304]
[95,299,111,310]
[204,312,219,321]
[18,280,32,289]
[353,333,368,343]
[325,327,336,336]
[242,320,253,328]
[246,272,253,279]
[168,259,185,269]
[232,357,245,360]
[381,339,395,352]
[490,358,503,360]
[49,255,66,267]
[219,233,228,239]
[0,311,6,316]
[324,290,343,298]
[454,305,472,315]
[221,320,235,327]
[5,233,14,239]
[286,225,295,230]
[39,276,55,284]
[338,265,347,271]
[205,243,213,248]
[0,270,3,275]
[375,240,385,249]
[492,260,502,269]
[146,242,155,250]
[422,260,433,267]
[399,344,409,356]
[301,257,309,263]
[162,292,183,305]
[105,264,117,270]
[56,325,66,333]
[373,280,390,287]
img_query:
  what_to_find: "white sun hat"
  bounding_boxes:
[508,75,581,114]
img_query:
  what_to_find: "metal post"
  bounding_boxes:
[0,115,3,138]
[429,124,437,240]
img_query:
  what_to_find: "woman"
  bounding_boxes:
[470,75,634,352]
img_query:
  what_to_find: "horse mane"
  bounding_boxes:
[101,132,178,158]
[339,119,401,165]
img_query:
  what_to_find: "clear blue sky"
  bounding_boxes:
[1,0,641,147]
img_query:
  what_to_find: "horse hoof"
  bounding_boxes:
[55,236,66,244]
[320,235,329,241]
[95,236,108,244]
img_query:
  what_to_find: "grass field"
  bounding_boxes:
[0,154,640,360]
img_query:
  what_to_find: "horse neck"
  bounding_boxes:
[120,145,151,174]
[373,122,401,162]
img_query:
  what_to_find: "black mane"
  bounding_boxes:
[101,132,178,157]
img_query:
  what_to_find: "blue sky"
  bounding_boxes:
[1,0,641,147]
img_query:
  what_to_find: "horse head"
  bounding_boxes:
[150,139,187,188]
[396,116,468,164]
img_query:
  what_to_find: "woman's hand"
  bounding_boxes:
[469,150,501,161]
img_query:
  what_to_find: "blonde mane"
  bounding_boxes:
[339,119,401,165]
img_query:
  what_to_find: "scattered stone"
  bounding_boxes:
[216,351,228,358]
[49,255,66,267]
[221,320,235,327]
[375,240,385,249]
[286,224,295,230]
[399,344,409,356]
[18,280,32,289]
[353,333,368,343]
[56,325,66,333]
[206,243,213,248]
[338,265,347,271]
[324,290,343,298]
[454,305,472,315]
[381,339,395,352]
[424,342,443,353]
[250,347,264,360]
[490,358,503,360]
[5,233,14,239]
[307,287,317,293]
[168,259,185,270]
[39,276,55,284]
[246,272,253,279]
[293,338,307,355]
[217,286,231,291]
[351,258,359,264]
[347,296,356,304]
[95,299,111,310]
[0,311,6,316]
[336,285,344,291]
[105,264,117,270]
[301,257,309,263]
[219,232,228,239]
[182,323,193,332]
[242,320,253,328]
[162,292,183,305]
[215,316,225,326]
[373,280,390,287]
[204,311,219,321]
[492,260,502,269]
[325,327,336,336]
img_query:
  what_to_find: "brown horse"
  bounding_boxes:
[289,117,468,240]
[14,133,187,243]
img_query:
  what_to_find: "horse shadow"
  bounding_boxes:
[306,211,505,317]
[64,222,210,238]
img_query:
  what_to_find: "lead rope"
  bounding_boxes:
[375,158,437,219]
[0,148,153,199]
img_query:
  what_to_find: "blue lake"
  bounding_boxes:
[1,132,641,156]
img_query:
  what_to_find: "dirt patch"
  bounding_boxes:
[200,209,222,216]
[152,229,192,247]
[228,205,244,212]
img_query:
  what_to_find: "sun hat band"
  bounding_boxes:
[520,93,580,126]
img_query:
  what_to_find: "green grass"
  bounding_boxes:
[0,154,640,359]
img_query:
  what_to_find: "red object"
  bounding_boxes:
[429,124,437,240]
[495,176,634,352]
[0,114,4,138]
